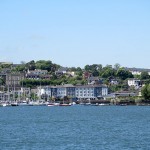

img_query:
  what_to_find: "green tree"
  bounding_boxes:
[15,64,26,72]
[101,68,115,78]
[141,84,150,100]
[84,65,91,71]
[140,71,150,80]
[35,60,53,72]
[26,60,36,70]
[76,67,82,72]
[0,77,5,85]
[84,64,101,74]
[92,69,99,76]
[116,68,133,80]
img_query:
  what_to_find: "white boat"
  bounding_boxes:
[47,103,55,107]
[47,102,60,106]
[0,103,11,107]
[71,102,76,105]
[84,103,91,106]
[2,103,7,107]
[99,103,110,106]
[91,103,99,106]
[59,103,72,106]
[19,101,33,106]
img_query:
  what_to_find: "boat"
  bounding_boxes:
[47,102,59,106]
[59,103,72,106]
[119,103,127,106]
[83,102,91,106]
[18,101,33,106]
[91,103,99,106]
[83,99,91,106]
[98,103,110,106]
[0,103,11,107]
[11,102,19,106]
[47,103,55,106]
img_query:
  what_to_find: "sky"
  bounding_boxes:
[0,0,150,68]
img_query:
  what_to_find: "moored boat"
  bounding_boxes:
[11,102,19,106]
[59,103,72,106]
[0,103,11,107]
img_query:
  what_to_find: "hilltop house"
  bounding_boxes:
[83,72,92,79]
[55,67,68,75]
[26,69,50,80]
[126,67,150,75]
[128,78,141,88]
[87,76,102,85]
[27,69,48,75]
[110,79,119,85]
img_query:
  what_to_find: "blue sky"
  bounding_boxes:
[0,0,150,68]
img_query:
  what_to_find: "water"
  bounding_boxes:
[0,106,150,150]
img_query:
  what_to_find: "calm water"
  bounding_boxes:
[0,105,150,150]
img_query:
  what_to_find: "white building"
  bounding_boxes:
[126,68,150,75]
[27,69,48,75]
[75,85,108,99]
[37,84,108,100]
[128,79,141,87]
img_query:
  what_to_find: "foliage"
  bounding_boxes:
[116,68,133,80]
[0,77,5,85]
[140,71,150,80]
[0,64,12,68]
[26,60,36,70]
[141,84,150,100]
[35,60,52,71]
[109,85,122,92]
[92,69,99,76]
[100,68,115,78]
[84,64,102,76]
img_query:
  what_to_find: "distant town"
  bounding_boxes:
[0,60,150,106]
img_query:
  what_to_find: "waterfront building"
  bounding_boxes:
[38,84,108,100]
[56,84,75,99]
[75,85,108,100]
[37,86,57,100]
